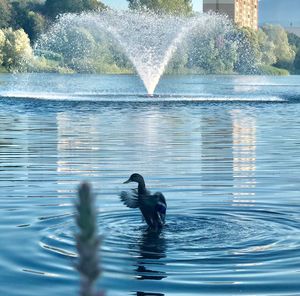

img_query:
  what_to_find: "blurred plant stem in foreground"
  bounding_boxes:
[75,182,104,296]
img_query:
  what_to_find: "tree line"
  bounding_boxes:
[1,0,300,75]
[0,0,106,41]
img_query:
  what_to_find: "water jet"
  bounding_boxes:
[34,10,248,95]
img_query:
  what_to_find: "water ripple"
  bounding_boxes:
[1,74,300,295]
[35,204,300,295]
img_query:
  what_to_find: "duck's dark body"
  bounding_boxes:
[139,190,166,229]
[120,174,167,230]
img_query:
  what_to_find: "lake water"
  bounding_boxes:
[0,73,300,296]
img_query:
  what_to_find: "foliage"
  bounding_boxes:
[259,64,289,76]
[35,24,134,74]
[166,44,189,74]
[10,1,46,42]
[25,11,45,41]
[235,28,261,73]
[287,33,300,72]
[257,29,276,65]
[0,0,12,28]
[294,49,300,72]
[0,29,5,64]
[0,28,33,70]
[91,43,130,74]
[109,44,133,71]
[261,24,295,69]
[27,55,75,73]
[232,25,298,74]
[44,0,106,19]
[127,0,193,16]
[288,32,300,50]
[57,27,97,71]
[190,37,234,73]
[0,65,8,72]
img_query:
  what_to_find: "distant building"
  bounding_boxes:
[203,0,258,31]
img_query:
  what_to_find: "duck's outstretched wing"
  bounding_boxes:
[154,192,167,225]
[120,189,139,208]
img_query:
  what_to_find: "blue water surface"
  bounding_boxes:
[0,73,300,296]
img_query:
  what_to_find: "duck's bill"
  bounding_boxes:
[123,179,131,184]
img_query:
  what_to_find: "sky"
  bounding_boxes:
[102,0,203,12]
[259,0,300,26]
[102,0,300,27]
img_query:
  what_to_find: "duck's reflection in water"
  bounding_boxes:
[134,229,167,295]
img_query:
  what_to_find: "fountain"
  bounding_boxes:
[34,10,250,95]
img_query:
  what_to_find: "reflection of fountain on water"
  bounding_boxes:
[34,11,239,95]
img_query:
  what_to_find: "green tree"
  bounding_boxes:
[1,28,33,70]
[44,0,106,19]
[41,26,97,71]
[262,24,295,69]
[10,1,46,42]
[166,45,189,74]
[257,29,276,65]
[23,11,45,41]
[187,30,238,74]
[229,28,260,74]
[287,33,300,72]
[288,32,300,50]
[0,0,12,28]
[0,29,5,65]
[294,49,300,72]
[127,0,192,15]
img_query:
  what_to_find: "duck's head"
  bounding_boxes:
[123,173,144,184]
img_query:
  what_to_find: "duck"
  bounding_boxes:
[120,173,167,231]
